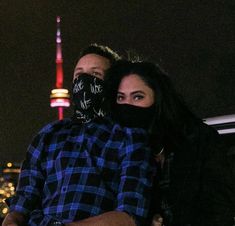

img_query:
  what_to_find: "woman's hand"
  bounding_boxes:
[151,214,164,226]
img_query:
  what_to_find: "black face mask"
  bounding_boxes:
[112,104,156,130]
[72,73,106,123]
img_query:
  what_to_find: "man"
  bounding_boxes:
[3,44,155,226]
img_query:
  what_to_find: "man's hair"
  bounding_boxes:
[79,43,121,65]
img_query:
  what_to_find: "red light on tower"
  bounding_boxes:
[50,16,70,120]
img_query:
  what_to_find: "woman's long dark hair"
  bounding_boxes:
[105,60,225,225]
[104,60,202,148]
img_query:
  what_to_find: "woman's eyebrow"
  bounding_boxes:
[117,90,145,95]
[131,90,145,95]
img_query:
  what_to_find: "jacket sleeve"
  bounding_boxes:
[115,127,156,226]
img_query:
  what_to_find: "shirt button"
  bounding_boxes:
[62,186,67,192]
[56,213,62,218]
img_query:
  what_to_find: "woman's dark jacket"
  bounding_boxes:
[151,122,235,226]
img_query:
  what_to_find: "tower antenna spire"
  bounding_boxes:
[50,16,70,120]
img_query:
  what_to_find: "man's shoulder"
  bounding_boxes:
[38,118,73,135]
[90,117,148,134]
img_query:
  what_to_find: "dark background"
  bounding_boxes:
[0,0,234,163]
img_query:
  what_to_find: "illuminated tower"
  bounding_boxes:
[50,16,70,120]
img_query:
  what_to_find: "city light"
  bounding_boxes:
[6,163,12,168]
[0,163,19,218]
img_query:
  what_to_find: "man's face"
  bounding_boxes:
[73,53,111,81]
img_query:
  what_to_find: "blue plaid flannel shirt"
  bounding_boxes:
[8,117,155,225]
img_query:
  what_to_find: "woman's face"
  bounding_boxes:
[117,74,155,107]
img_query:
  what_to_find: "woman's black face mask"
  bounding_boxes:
[72,73,106,123]
[112,103,156,130]
[112,103,165,154]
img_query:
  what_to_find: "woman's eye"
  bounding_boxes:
[117,95,124,102]
[133,95,144,100]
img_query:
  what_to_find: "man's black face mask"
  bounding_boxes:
[112,103,156,130]
[72,73,106,123]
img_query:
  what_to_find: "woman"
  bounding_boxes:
[104,60,235,226]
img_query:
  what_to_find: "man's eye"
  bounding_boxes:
[74,72,82,79]
[91,71,103,77]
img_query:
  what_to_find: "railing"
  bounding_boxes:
[204,114,235,134]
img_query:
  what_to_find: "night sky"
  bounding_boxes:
[1,1,234,163]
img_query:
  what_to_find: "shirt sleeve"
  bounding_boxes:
[8,131,46,215]
[115,127,156,226]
